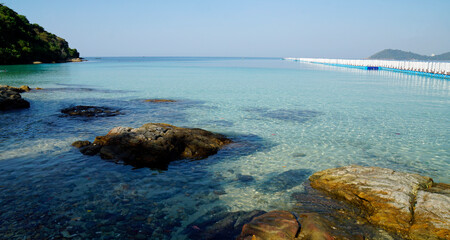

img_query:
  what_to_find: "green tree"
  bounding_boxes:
[0,3,80,65]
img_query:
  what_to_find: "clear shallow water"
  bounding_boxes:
[0,57,449,239]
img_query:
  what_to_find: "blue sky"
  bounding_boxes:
[3,0,449,58]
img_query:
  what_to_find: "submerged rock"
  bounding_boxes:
[309,165,449,240]
[236,174,255,183]
[245,107,321,123]
[186,209,265,240]
[71,140,91,148]
[73,123,232,168]
[296,213,335,240]
[144,99,176,103]
[257,169,313,193]
[0,85,31,110]
[237,210,300,240]
[61,105,121,117]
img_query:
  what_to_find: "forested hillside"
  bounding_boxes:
[369,49,450,61]
[0,4,79,65]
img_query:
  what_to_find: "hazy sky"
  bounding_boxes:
[3,0,449,58]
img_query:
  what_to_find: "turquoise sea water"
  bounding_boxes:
[0,57,449,239]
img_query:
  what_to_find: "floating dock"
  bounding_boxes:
[284,58,450,79]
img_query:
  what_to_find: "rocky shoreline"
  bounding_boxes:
[236,165,449,240]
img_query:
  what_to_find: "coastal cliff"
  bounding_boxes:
[0,4,79,65]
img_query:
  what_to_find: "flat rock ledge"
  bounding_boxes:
[309,165,450,240]
[72,123,232,168]
[0,85,31,111]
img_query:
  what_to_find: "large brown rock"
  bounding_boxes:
[73,123,232,168]
[296,213,335,240]
[186,209,266,240]
[0,85,31,110]
[309,165,449,239]
[237,210,300,240]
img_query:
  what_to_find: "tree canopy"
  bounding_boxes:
[0,4,79,65]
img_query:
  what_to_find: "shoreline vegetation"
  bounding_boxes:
[0,4,80,65]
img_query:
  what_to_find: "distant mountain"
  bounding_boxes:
[0,4,79,65]
[368,49,450,61]
[432,52,450,61]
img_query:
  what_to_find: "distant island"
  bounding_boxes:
[0,4,80,65]
[368,49,450,61]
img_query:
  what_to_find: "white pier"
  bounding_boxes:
[285,58,450,77]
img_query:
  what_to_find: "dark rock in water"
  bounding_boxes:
[293,153,307,158]
[0,85,31,111]
[236,174,254,183]
[71,140,91,148]
[73,123,232,168]
[205,119,234,127]
[0,85,31,93]
[257,169,313,193]
[213,190,227,195]
[246,107,321,123]
[186,208,265,240]
[61,105,121,117]
[264,109,321,123]
[144,99,176,103]
[237,210,300,240]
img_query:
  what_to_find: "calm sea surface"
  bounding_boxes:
[0,57,449,239]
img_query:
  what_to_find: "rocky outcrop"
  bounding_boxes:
[0,85,31,93]
[309,165,449,240]
[238,211,300,240]
[73,123,232,168]
[61,105,121,117]
[67,58,84,62]
[0,85,31,110]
